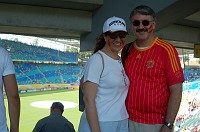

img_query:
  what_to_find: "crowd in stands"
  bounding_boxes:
[173,67,200,131]
[0,39,83,85]
[14,62,82,85]
[0,39,78,62]
[184,67,200,82]
[175,82,200,131]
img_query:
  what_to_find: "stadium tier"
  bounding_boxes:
[184,67,200,82]
[0,39,84,87]
[0,39,78,62]
[14,63,80,85]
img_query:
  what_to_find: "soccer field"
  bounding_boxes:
[5,90,82,132]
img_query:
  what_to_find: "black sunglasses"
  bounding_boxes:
[132,20,153,27]
[107,32,127,39]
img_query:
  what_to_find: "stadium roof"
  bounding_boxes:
[0,0,199,51]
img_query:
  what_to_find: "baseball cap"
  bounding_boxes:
[103,16,127,33]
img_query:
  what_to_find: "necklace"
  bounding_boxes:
[118,59,128,86]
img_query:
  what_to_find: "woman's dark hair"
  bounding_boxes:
[93,32,108,54]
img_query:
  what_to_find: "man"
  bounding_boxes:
[33,102,75,132]
[0,47,20,132]
[122,5,184,132]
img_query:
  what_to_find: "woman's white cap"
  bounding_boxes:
[103,16,127,33]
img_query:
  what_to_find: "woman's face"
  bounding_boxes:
[104,31,127,53]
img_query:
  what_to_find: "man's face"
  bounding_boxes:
[131,13,156,40]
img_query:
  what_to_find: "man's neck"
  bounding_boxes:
[136,36,155,48]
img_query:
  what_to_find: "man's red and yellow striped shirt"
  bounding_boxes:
[124,37,184,124]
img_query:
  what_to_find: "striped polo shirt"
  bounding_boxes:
[124,37,184,124]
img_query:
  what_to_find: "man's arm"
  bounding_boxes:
[3,74,20,132]
[161,82,182,132]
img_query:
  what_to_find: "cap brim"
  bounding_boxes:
[108,30,128,33]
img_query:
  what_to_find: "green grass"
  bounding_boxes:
[5,90,82,132]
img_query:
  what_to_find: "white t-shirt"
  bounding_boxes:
[83,50,129,121]
[0,47,15,132]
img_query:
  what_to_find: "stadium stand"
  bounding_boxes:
[175,67,200,131]
[0,39,78,62]
[175,88,200,131]
[184,67,200,82]
[0,39,84,92]
[14,63,80,85]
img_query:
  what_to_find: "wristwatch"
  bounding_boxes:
[164,122,173,129]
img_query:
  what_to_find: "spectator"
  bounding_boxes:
[0,47,20,132]
[78,16,129,132]
[33,102,75,132]
[122,5,184,132]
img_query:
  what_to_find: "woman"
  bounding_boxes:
[78,16,129,132]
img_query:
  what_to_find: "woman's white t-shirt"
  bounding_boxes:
[83,50,129,121]
[0,47,15,132]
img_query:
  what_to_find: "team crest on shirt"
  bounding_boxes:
[136,54,141,58]
[146,59,154,68]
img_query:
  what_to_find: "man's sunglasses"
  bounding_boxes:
[107,32,127,39]
[132,20,153,27]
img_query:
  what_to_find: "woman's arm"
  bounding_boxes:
[83,81,100,132]
[3,74,20,132]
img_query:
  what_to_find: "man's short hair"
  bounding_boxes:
[129,5,156,21]
[51,102,64,113]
